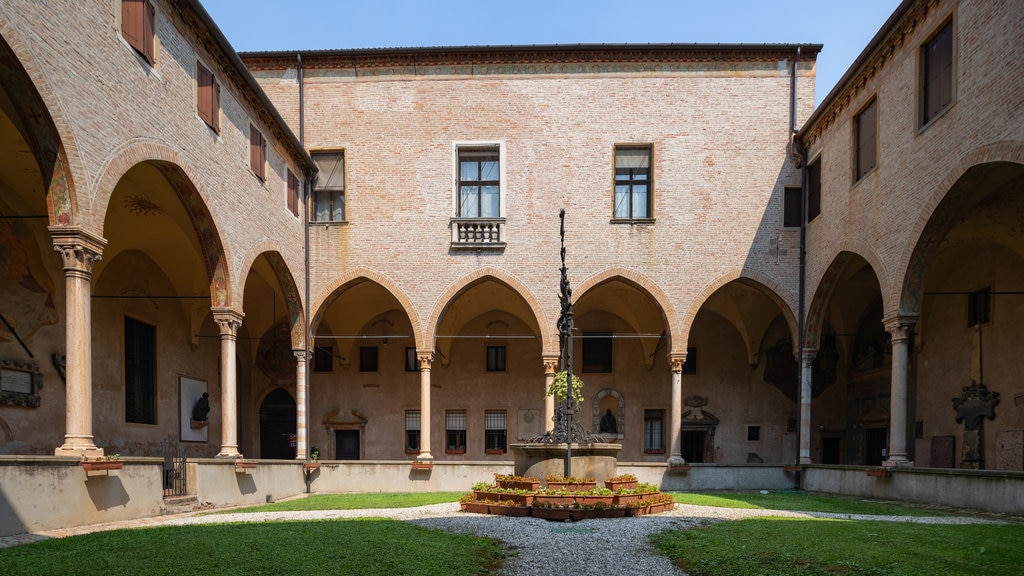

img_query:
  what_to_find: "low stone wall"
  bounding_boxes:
[4,457,1022,538]
[802,465,1024,515]
[0,456,164,537]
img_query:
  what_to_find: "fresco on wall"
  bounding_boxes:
[0,220,56,348]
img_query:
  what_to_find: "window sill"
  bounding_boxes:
[485,449,506,455]
[644,450,665,455]
[450,242,506,252]
[609,218,655,225]
[310,220,349,227]
[445,450,466,455]
[405,449,421,455]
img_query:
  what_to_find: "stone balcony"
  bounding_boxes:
[450,218,506,251]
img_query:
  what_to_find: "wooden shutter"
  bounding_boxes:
[249,124,265,180]
[287,170,299,216]
[924,22,953,123]
[783,187,801,227]
[856,99,877,180]
[197,62,220,133]
[807,158,821,221]
[122,0,154,64]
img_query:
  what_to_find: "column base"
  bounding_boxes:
[667,455,687,467]
[215,447,242,458]
[416,452,434,462]
[882,458,914,468]
[55,436,103,458]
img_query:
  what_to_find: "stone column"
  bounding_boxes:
[51,228,106,457]
[883,315,917,467]
[799,349,817,464]
[543,356,558,431]
[213,308,244,458]
[294,348,308,460]
[417,351,433,461]
[668,353,687,466]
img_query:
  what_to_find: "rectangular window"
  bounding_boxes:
[807,157,821,221]
[854,98,877,181]
[250,124,266,181]
[968,287,990,327]
[405,348,419,372]
[458,147,500,218]
[359,346,378,372]
[747,425,761,441]
[313,345,333,372]
[682,346,697,375]
[445,409,467,454]
[644,409,664,453]
[614,146,652,219]
[122,0,155,64]
[196,61,220,133]
[582,332,612,373]
[486,346,506,372]
[125,317,156,424]
[783,187,802,228]
[484,409,507,453]
[286,169,299,217]
[405,410,421,453]
[922,20,953,125]
[312,151,345,222]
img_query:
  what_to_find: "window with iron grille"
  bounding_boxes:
[122,0,155,64]
[249,124,266,181]
[405,410,420,453]
[486,345,506,372]
[614,146,652,219]
[125,317,156,424]
[582,332,612,373]
[854,98,877,182]
[446,409,467,454]
[312,151,345,222]
[922,20,953,126]
[484,410,507,453]
[644,409,664,453]
[458,147,500,218]
[196,61,220,133]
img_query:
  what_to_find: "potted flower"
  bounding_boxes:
[494,474,540,491]
[547,371,585,407]
[605,473,638,491]
[81,454,123,472]
[234,458,257,471]
[574,487,614,507]
[304,446,321,470]
[866,467,892,478]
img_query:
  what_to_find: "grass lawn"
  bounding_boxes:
[216,491,465,513]
[671,491,950,516]
[652,517,1024,576]
[0,519,504,576]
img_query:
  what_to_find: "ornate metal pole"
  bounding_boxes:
[558,208,574,477]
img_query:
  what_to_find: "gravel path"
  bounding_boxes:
[156,503,1006,576]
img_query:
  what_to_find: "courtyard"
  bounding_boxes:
[1,492,1019,576]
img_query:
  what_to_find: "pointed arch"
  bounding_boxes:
[899,141,1024,315]
[238,244,306,349]
[311,267,422,349]
[804,247,888,349]
[574,267,676,353]
[428,267,551,356]
[93,141,233,307]
[680,269,797,355]
[0,31,79,226]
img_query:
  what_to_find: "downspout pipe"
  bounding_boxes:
[299,52,315,464]
[791,47,810,475]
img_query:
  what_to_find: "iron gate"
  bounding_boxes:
[161,435,186,498]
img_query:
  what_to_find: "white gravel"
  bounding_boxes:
[159,502,1006,576]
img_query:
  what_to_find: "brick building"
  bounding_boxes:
[1,0,1022,480]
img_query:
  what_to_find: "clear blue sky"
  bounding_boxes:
[200,0,901,106]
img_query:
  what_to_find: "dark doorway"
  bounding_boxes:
[336,429,360,460]
[259,388,296,459]
[681,430,707,463]
[821,436,842,464]
[865,427,888,466]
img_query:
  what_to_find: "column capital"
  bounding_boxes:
[417,350,433,370]
[212,308,244,335]
[669,353,687,373]
[882,314,918,341]
[50,227,106,274]
[293,348,310,362]
[542,355,559,375]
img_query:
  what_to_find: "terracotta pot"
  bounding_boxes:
[534,494,574,507]
[532,507,572,521]
[575,495,614,507]
[489,504,531,517]
[612,493,640,506]
[461,502,490,514]
[605,480,638,491]
[497,480,539,491]
[81,461,123,472]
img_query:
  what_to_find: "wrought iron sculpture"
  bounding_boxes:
[531,210,608,475]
